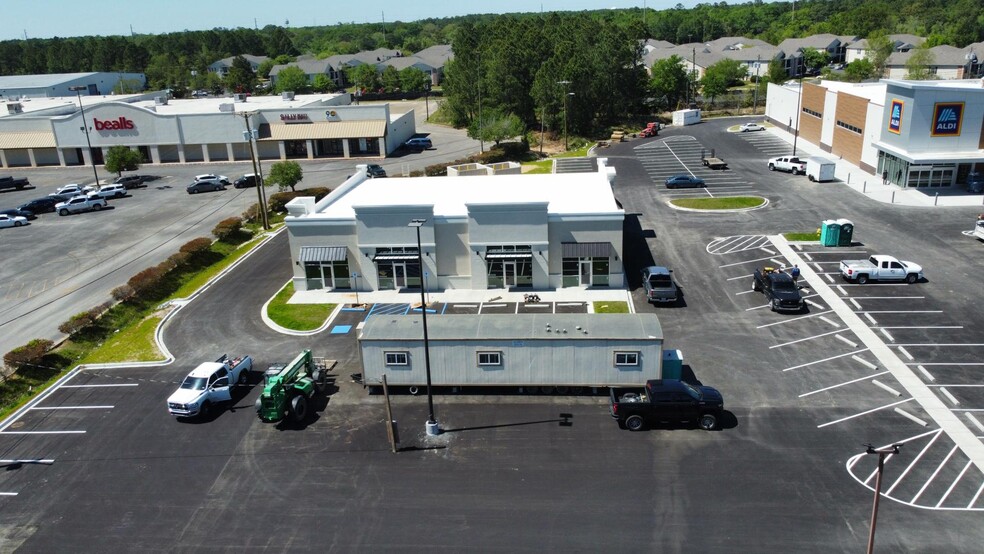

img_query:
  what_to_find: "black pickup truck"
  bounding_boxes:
[752,267,805,312]
[0,176,31,191]
[609,379,724,431]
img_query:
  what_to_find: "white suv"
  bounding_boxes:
[87,184,127,199]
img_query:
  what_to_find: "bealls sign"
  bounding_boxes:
[93,117,135,131]
[888,99,903,134]
[931,102,963,137]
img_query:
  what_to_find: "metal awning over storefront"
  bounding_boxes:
[0,131,57,149]
[373,254,420,261]
[299,246,347,263]
[562,242,613,258]
[261,120,386,141]
[485,252,533,260]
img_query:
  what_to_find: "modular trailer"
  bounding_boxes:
[358,313,664,390]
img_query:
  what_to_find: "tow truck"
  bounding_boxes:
[256,350,335,423]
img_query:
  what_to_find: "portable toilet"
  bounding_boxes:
[837,219,854,246]
[820,220,841,247]
[662,349,683,380]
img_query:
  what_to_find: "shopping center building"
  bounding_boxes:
[284,160,625,293]
[766,78,984,189]
[0,89,416,169]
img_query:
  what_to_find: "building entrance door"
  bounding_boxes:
[503,261,517,287]
[393,264,407,288]
[580,260,592,286]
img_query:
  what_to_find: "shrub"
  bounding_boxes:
[4,339,54,369]
[167,251,191,268]
[127,266,167,298]
[111,284,135,302]
[242,202,262,223]
[424,163,448,177]
[212,217,243,241]
[156,256,179,273]
[179,237,212,256]
[300,187,330,201]
[268,191,299,213]
[58,311,97,336]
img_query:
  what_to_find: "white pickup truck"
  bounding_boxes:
[768,156,806,175]
[56,195,107,216]
[975,217,984,240]
[839,255,924,284]
[167,355,253,418]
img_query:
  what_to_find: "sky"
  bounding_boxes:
[3,0,701,41]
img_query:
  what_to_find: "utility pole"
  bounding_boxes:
[558,80,572,151]
[477,51,484,153]
[865,444,901,554]
[792,75,803,156]
[239,112,269,230]
[539,104,546,155]
[692,47,697,108]
[753,55,761,115]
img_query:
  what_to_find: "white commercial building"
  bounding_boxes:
[284,160,625,293]
[0,90,416,169]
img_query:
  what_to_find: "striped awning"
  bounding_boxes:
[562,242,613,258]
[373,253,420,262]
[299,246,347,263]
[0,131,57,149]
[485,252,533,260]
[261,120,386,141]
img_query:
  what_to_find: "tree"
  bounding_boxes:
[801,48,831,74]
[225,55,257,93]
[649,55,688,111]
[274,65,309,93]
[701,59,746,105]
[256,59,276,79]
[381,65,401,92]
[468,112,526,146]
[347,64,380,92]
[266,161,303,192]
[766,59,789,84]
[104,146,142,177]
[311,73,333,93]
[866,32,895,77]
[844,58,877,81]
[399,67,430,92]
[905,45,936,80]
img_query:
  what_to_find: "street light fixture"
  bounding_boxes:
[68,85,100,187]
[409,218,439,436]
[864,443,902,554]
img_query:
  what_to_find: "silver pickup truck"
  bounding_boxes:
[55,195,107,216]
[839,255,924,284]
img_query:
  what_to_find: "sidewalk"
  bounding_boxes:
[290,286,633,311]
[766,126,984,208]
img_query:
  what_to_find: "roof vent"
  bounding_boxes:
[234,93,247,102]
[6,103,23,114]
[281,91,295,101]
[154,95,168,105]
[218,103,235,112]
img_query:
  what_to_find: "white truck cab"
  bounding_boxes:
[975,217,984,240]
[167,355,252,417]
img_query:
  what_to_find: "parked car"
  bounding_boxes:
[839,255,924,284]
[55,196,107,215]
[752,266,805,312]
[195,174,230,186]
[48,192,81,202]
[18,197,59,214]
[664,174,705,189]
[966,171,984,194]
[739,122,765,132]
[54,184,86,196]
[609,379,724,431]
[0,207,35,220]
[0,214,28,228]
[87,184,127,200]
[233,174,260,188]
[113,175,147,189]
[0,176,31,191]
[187,179,226,194]
[641,266,679,304]
[404,137,433,151]
[366,164,387,178]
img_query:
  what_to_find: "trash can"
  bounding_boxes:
[661,349,683,380]
[820,219,841,247]
[837,219,854,246]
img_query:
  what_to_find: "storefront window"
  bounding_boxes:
[562,259,580,287]
[592,258,610,287]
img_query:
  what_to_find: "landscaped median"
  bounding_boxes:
[669,196,768,210]
[266,282,336,332]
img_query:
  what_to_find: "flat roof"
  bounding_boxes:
[883,78,984,91]
[360,313,663,342]
[0,72,100,89]
[311,162,622,219]
[129,93,346,115]
[818,80,887,103]
[0,93,147,117]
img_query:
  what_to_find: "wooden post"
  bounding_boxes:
[382,375,398,453]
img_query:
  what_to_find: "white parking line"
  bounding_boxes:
[884,429,944,496]
[872,379,902,396]
[819,316,841,327]
[873,326,962,330]
[758,310,834,329]
[836,334,858,348]
[839,283,908,286]
[850,298,862,310]
[745,304,772,311]
[824,274,834,283]
[895,408,928,426]
[856,310,943,314]
[759,247,776,254]
[735,290,755,296]
[0,431,86,435]
[911,445,959,504]
[783,348,869,372]
[865,453,900,484]
[897,346,915,361]
[940,388,960,406]
[806,299,825,309]
[937,460,975,508]
[910,363,984,366]
[813,262,824,272]
[852,355,879,370]
[727,273,753,281]
[818,398,914,428]
[965,413,984,433]
[771,329,846,349]
[30,406,114,410]
[865,313,878,325]
[843,296,926,300]
[799,371,890,398]
[61,384,139,388]
[719,255,775,268]
[894,343,984,347]
[836,285,847,295]
[802,252,812,260]
[0,459,54,464]
[880,328,895,342]
[971,483,984,510]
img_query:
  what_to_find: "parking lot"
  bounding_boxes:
[1,118,983,551]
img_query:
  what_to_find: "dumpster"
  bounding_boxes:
[836,219,854,246]
[662,349,683,380]
[820,219,841,247]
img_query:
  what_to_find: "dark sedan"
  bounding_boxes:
[0,207,36,220]
[18,197,59,214]
[664,175,706,189]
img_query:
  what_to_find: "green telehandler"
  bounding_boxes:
[256,350,335,423]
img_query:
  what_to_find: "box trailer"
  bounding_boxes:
[672,109,701,126]
[806,157,836,182]
[358,313,665,392]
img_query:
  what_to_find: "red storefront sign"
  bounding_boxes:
[93,117,135,131]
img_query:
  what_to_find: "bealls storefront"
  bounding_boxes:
[0,93,417,168]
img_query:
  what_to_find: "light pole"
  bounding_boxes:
[352,272,360,306]
[792,75,803,156]
[239,112,269,229]
[409,218,439,436]
[753,55,761,115]
[865,444,901,554]
[477,51,484,153]
[68,86,100,187]
[558,80,572,151]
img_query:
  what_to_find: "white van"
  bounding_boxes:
[806,157,836,182]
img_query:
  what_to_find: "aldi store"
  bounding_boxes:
[766,79,984,190]
[0,91,417,169]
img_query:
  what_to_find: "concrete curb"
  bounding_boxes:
[666,197,770,213]
[260,281,345,336]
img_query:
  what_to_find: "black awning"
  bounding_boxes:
[485,252,533,260]
[373,254,420,262]
[299,246,347,263]
[562,242,613,258]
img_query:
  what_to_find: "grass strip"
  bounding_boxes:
[593,301,629,314]
[671,196,766,210]
[266,282,336,331]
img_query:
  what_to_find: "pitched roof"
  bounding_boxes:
[777,34,842,52]
[412,44,453,67]
[212,54,269,68]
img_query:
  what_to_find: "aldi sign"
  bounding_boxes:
[888,99,903,134]
[931,102,963,136]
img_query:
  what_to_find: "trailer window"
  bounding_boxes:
[384,352,408,365]
[614,352,639,366]
[477,351,502,366]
